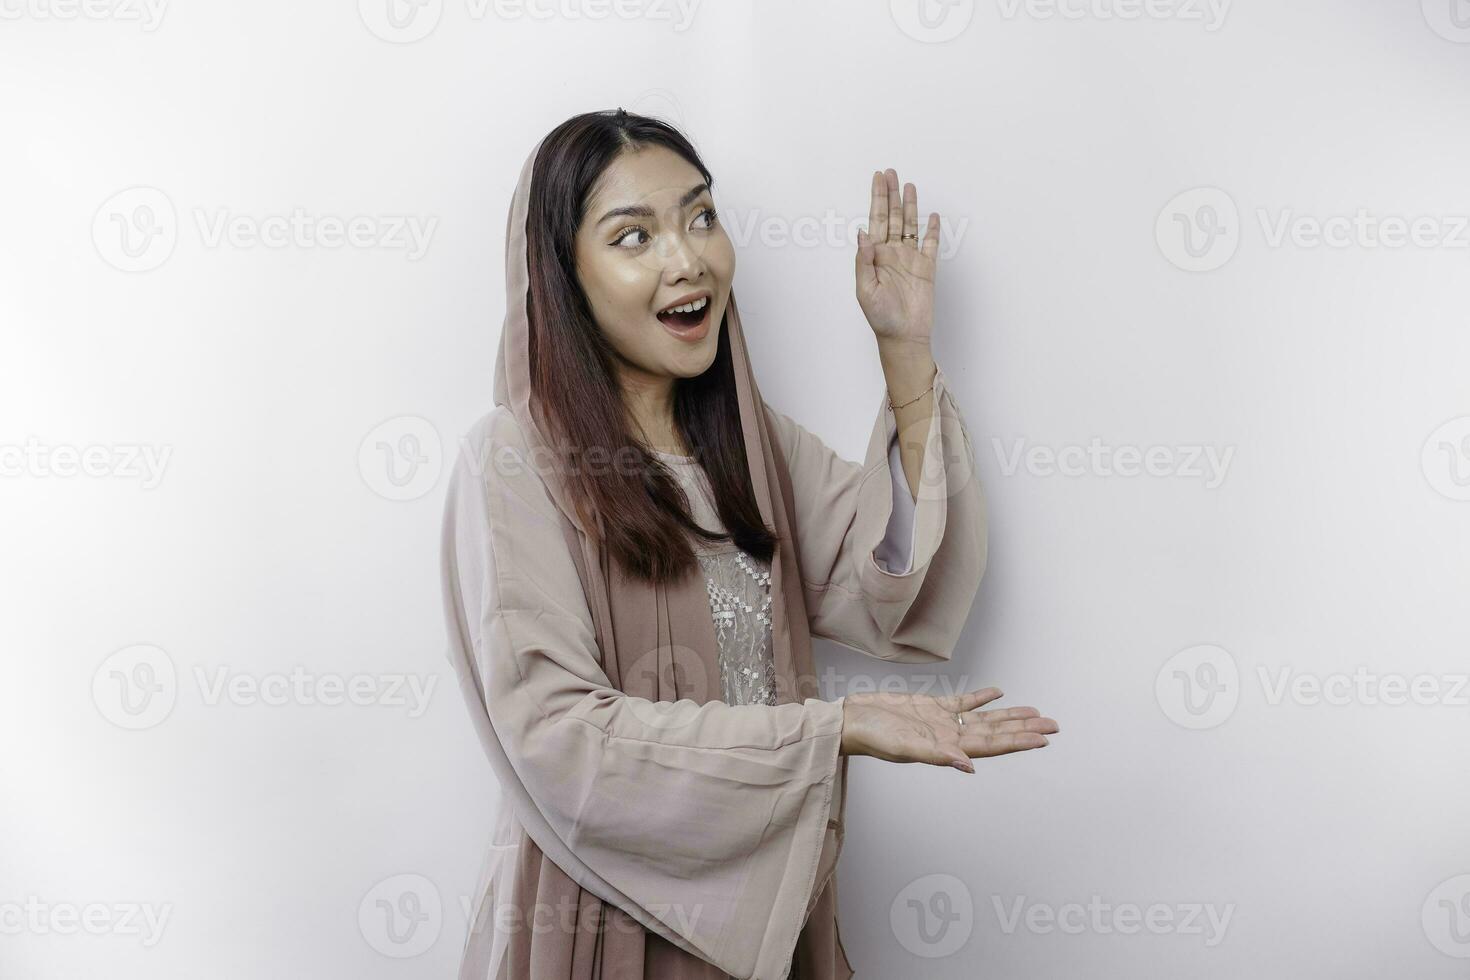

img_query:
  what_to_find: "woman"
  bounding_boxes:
[440,109,1059,980]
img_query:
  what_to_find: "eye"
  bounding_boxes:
[694,206,718,230]
[610,224,651,249]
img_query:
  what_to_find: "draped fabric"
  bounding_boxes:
[440,133,988,979]
[655,438,921,709]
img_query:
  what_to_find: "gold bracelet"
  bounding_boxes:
[887,365,934,411]
[888,380,934,412]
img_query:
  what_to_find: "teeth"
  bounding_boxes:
[659,296,708,316]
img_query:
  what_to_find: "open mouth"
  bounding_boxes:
[655,294,712,333]
[656,306,708,330]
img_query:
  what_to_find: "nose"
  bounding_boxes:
[659,225,705,283]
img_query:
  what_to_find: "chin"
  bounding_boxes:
[671,349,718,379]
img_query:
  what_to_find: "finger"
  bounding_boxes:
[903,181,918,246]
[869,170,888,243]
[886,169,903,244]
[976,716,1060,736]
[961,730,1050,757]
[892,731,972,772]
[855,225,875,282]
[968,706,1039,723]
[941,687,1004,714]
[920,212,940,262]
[926,738,976,773]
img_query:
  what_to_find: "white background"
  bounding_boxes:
[4,0,1470,977]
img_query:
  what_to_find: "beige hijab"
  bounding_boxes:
[484,136,849,977]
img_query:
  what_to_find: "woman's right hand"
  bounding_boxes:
[839,687,1058,773]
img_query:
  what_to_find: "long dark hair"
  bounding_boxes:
[523,109,778,586]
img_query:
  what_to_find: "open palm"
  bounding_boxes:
[841,687,1059,773]
[856,167,940,347]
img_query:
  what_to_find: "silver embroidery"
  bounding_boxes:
[696,549,779,706]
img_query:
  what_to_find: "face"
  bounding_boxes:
[573,144,735,391]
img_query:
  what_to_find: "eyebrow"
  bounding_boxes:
[596,183,711,228]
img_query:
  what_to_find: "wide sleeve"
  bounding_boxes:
[440,407,845,980]
[764,361,987,664]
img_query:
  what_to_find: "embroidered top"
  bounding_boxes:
[652,431,919,706]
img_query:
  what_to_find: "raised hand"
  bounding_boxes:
[855,168,940,348]
[840,687,1059,773]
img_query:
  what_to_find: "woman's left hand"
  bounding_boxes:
[856,168,940,347]
[840,687,1060,772]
